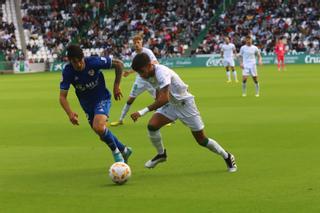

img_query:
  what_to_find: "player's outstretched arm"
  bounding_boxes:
[111,58,124,100]
[239,55,243,68]
[123,70,135,77]
[59,90,79,125]
[123,60,159,77]
[131,86,169,122]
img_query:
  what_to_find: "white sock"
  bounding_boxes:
[206,138,228,159]
[226,71,231,81]
[148,129,164,154]
[112,148,120,154]
[119,103,131,121]
[255,82,260,95]
[233,70,238,81]
[242,82,247,94]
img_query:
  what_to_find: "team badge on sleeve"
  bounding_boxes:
[88,69,95,76]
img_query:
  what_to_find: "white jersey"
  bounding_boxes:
[145,64,194,103]
[131,47,158,62]
[239,45,260,65]
[221,43,236,59]
[131,47,158,86]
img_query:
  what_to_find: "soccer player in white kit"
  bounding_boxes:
[130,53,237,172]
[110,35,158,126]
[239,36,262,97]
[221,37,238,83]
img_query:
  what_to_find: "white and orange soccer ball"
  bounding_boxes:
[109,162,131,185]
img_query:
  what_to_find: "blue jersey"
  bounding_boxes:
[60,56,112,107]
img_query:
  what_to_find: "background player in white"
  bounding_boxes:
[239,36,262,97]
[110,35,158,126]
[221,36,238,83]
[130,53,237,172]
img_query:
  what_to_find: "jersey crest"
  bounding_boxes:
[88,69,95,76]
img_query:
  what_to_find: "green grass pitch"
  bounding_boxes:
[0,64,319,213]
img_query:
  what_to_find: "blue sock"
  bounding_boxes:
[111,134,125,152]
[100,129,125,152]
[100,129,117,151]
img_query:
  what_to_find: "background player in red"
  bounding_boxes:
[275,38,287,71]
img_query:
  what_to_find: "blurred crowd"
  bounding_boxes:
[21,0,100,62]
[1,0,319,62]
[195,0,320,55]
[0,0,18,61]
[79,0,219,59]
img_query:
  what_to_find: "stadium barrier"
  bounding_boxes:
[49,53,320,72]
[0,61,14,74]
[13,61,47,73]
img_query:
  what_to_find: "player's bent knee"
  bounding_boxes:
[197,138,208,146]
[192,131,207,146]
[147,124,159,131]
[93,124,105,136]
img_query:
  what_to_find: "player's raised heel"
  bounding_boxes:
[113,151,124,162]
[110,120,124,126]
[224,152,237,172]
[145,149,167,168]
[122,147,133,163]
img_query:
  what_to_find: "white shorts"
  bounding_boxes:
[242,64,258,77]
[156,97,204,132]
[129,75,156,98]
[223,58,235,67]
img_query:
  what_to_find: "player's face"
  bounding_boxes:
[137,63,153,79]
[133,39,143,51]
[70,58,85,71]
[246,38,252,45]
[225,37,230,43]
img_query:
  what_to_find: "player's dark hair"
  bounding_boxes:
[246,35,252,40]
[131,53,151,72]
[66,44,84,59]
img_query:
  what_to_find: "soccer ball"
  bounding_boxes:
[109,162,131,185]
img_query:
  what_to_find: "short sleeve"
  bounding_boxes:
[60,69,72,91]
[145,49,158,62]
[156,69,171,89]
[94,56,112,69]
[239,46,244,56]
[255,46,260,54]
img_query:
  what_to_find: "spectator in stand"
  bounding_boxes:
[196,0,319,56]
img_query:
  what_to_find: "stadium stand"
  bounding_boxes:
[1,0,319,62]
[195,0,320,55]
[20,0,95,62]
[0,0,19,61]
[20,0,221,61]
[79,0,221,59]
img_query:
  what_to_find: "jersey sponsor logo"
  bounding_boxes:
[75,79,99,91]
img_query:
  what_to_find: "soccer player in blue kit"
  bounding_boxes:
[59,45,132,163]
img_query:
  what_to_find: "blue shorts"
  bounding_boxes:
[81,99,111,126]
